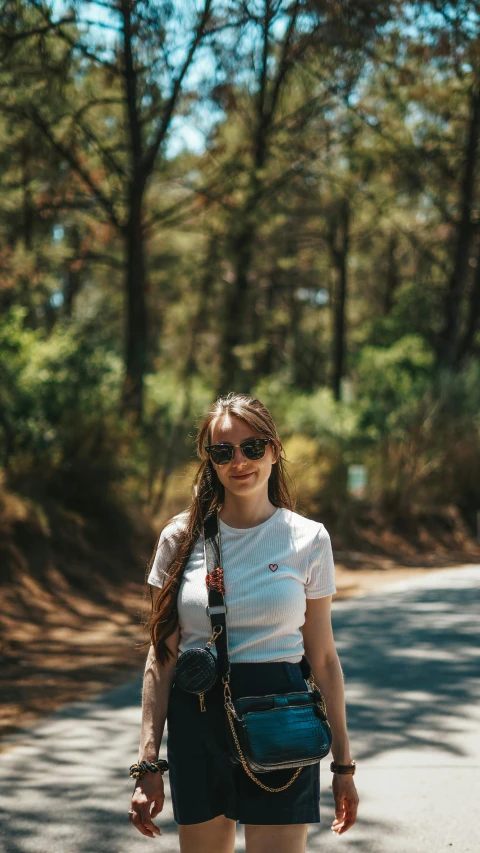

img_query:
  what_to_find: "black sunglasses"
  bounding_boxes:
[204,438,271,465]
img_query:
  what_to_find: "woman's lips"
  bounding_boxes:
[231,472,254,480]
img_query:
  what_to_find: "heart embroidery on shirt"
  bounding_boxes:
[268,563,279,572]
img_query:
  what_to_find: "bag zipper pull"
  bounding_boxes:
[199,692,206,712]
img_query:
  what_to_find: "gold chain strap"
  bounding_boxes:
[224,681,302,793]
[307,674,327,716]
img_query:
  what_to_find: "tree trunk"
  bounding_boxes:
[63,225,82,317]
[19,145,36,326]
[217,220,257,395]
[217,111,267,396]
[152,236,219,512]
[254,270,277,377]
[22,149,34,252]
[0,408,16,470]
[290,289,305,388]
[438,82,480,367]
[384,232,399,315]
[456,235,480,364]
[122,182,147,419]
[330,198,350,402]
[216,1,301,394]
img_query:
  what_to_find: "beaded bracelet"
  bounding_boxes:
[129,759,169,779]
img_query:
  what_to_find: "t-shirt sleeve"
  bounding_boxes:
[147,519,182,589]
[305,524,337,599]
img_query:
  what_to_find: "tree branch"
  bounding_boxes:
[0,16,76,42]
[142,0,213,176]
[27,106,122,230]
[267,0,300,123]
[77,119,127,180]
[120,0,143,174]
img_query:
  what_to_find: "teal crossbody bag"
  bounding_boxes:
[204,512,332,793]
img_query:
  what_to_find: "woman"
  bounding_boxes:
[129,393,359,852]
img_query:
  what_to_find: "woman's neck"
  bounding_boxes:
[218,495,277,529]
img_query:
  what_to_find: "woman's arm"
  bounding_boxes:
[130,624,179,839]
[138,638,177,762]
[302,596,359,835]
[302,596,351,763]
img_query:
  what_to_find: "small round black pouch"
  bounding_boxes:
[174,646,217,694]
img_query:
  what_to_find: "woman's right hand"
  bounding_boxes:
[129,773,165,838]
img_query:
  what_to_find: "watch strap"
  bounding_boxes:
[330,760,356,775]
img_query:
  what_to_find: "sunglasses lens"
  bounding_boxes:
[242,439,268,460]
[209,445,233,465]
[207,439,269,464]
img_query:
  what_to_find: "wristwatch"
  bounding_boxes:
[330,760,356,775]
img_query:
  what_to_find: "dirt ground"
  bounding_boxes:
[1,548,478,754]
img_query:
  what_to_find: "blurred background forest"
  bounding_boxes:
[1,1,480,737]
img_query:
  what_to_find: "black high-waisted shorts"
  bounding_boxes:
[166,660,321,826]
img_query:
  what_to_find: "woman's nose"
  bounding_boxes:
[231,445,246,464]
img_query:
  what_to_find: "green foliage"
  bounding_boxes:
[1,1,480,535]
[364,283,443,349]
[0,308,124,487]
[424,361,480,523]
[354,335,435,440]
[255,341,480,524]
[352,343,480,515]
[253,377,358,444]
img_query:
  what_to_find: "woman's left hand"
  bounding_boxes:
[331,774,359,835]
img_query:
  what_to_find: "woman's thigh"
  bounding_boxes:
[244,823,308,853]
[179,815,236,853]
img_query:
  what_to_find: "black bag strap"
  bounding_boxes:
[204,512,230,680]
[203,511,313,685]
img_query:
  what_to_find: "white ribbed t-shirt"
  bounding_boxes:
[147,507,337,664]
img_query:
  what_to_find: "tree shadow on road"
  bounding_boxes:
[0,572,478,852]
[332,580,480,762]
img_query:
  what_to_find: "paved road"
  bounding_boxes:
[0,565,479,853]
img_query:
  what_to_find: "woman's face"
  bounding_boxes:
[208,415,278,501]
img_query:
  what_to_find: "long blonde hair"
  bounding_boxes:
[145,393,296,663]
